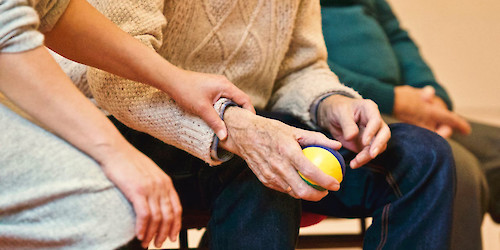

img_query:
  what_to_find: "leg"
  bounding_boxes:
[0,104,135,249]
[207,159,301,250]
[303,123,456,249]
[451,121,500,222]
[447,139,488,250]
[383,115,488,249]
[110,116,301,250]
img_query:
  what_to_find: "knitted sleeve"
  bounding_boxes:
[327,59,396,115]
[0,0,70,53]
[374,0,453,110]
[268,0,361,129]
[86,0,227,165]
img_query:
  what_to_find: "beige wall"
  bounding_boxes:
[387,0,500,125]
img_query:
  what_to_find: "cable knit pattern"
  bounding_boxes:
[84,0,361,165]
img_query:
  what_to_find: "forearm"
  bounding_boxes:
[0,46,129,163]
[327,60,395,114]
[43,0,178,95]
[270,1,360,127]
[374,0,453,110]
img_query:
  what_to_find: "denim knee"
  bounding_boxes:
[387,123,456,195]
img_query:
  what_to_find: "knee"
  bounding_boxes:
[388,123,455,184]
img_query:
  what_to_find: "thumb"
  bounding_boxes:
[199,107,228,140]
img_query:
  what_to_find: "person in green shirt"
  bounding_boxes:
[321,0,500,249]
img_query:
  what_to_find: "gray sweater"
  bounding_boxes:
[0,1,136,248]
[0,0,70,53]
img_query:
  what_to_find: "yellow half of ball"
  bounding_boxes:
[300,147,343,187]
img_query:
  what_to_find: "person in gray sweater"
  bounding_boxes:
[0,0,254,248]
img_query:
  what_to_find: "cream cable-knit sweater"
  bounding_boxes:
[84,0,361,165]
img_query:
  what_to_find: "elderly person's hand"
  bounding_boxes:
[317,95,391,169]
[219,108,342,201]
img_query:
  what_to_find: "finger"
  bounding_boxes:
[360,114,383,146]
[369,122,391,158]
[154,195,174,248]
[198,106,228,140]
[142,198,162,249]
[131,196,150,242]
[289,144,340,192]
[350,145,372,169]
[436,124,453,138]
[336,112,359,141]
[283,170,329,202]
[432,109,471,135]
[168,189,183,241]
[222,86,256,114]
[296,129,342,150]
[451,115,471,135]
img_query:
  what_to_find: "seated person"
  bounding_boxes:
[0,0,252,248]
[55,0,457,249]
[320,0,498,249]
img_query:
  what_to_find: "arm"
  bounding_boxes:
[374,0,470,136]
[0,46,181,249]
[330,59,470,138]
[268,0,362,129]
[1,1,180,247]
[374,0,453,110]
[79,0,246,165]
[45,0,253,141]
[269,0,390,168]
[327,60,396,115]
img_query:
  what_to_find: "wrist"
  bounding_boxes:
[85,133,133,166]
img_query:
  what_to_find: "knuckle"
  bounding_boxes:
[294,189,307,198]
[134,183,150,196]
[151,211,162,222]
[174,207,183,218]
[138,209,151,221]
[164,214,174,224]
[260,170,275,183]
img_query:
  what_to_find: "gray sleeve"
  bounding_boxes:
[0,0,70,53]
[0,0,44,53]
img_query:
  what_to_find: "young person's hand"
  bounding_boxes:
[317,95,391,169]
[95,141,182,249]
[165,69,255,140]
[0,46,181,249]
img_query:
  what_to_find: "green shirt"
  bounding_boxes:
[321,0,452,114]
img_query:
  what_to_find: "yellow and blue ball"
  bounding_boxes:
[300,145,346,191]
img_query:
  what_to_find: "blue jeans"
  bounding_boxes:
[110,112,455,250]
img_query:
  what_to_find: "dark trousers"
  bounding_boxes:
[110,111,455,250]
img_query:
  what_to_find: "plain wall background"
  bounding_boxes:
[387,0,500,125]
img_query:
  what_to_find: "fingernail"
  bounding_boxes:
[350,161,357,169]
[371,146,380,157]
[217,129,227,140]
[363,136,370,145]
